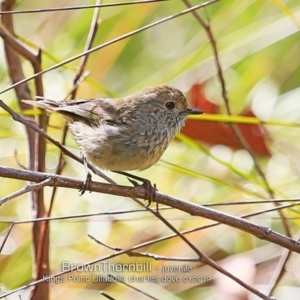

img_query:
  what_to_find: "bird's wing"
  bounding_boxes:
[23,98,124,125]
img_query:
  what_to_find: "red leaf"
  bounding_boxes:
[181,84,270,156]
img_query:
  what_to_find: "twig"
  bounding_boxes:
[0,208,155,224]
[66,71,90,100]
[0,0,169,15]
[0,216,285,300]
[0,0,219,96]
[88,234,122,251]
[71,0,101,99]
[0,178,54,205]
[0,205,276,300]
[2,199,299,259]
[127,252,199,261]
[266,232,300,295]
[144,204,272,299]
[107,274,159,300]
[99,292,116,300]
[0,224,14,254]
[267,248,291,295]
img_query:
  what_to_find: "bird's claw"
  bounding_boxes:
[128,177,157,206]
[79,172,92,195]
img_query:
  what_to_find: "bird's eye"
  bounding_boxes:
[165,101,175,110]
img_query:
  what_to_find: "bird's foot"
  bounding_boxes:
[114,171,157,205]
[128,177,157,206]
[79,172,92,195]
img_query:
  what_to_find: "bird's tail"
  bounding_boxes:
[22,97,61,111]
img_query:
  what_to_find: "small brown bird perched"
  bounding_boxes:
[23,85,203,200]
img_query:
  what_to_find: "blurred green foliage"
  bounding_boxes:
[1,0,300,299]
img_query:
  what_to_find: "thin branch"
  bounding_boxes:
[99,292,116,300]
[0,223,14,253]
[181,0,292,240]
[205,198,300,206]
[71,0,101,99]
[0,208,154,224]
[0,0,169,15]
[266,232,300,295]
[144,204,271,299]
[0,178,54,205]
[267,248,291,295]
[127,252,199,261]
[0,0,220,96]
[90,234,262,298]
[0,165,300,254]
[67,71,90,99]
[88,234,123,251]
[0,209,276,300]
[0,25,39,66]
[106,274,159,300]
[2,197,298,249]
[0,10,43,98]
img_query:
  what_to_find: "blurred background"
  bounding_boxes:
[0,0,300,299]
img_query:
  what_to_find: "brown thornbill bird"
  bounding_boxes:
[23,86,203,201]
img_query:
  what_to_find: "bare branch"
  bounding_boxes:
[0,224,14,254]
[127,252,199,261]
[88,234,123,251]
[99,292,116,300]
[0,165,300,254]
[0,0,169,15]
[1,0,48,298]
[0,178,54,205]
[71,0,101,99]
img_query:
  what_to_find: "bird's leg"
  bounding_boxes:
[79,155,92,195]
[113,171,157,205]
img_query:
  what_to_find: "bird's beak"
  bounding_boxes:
[186,108,203,115]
